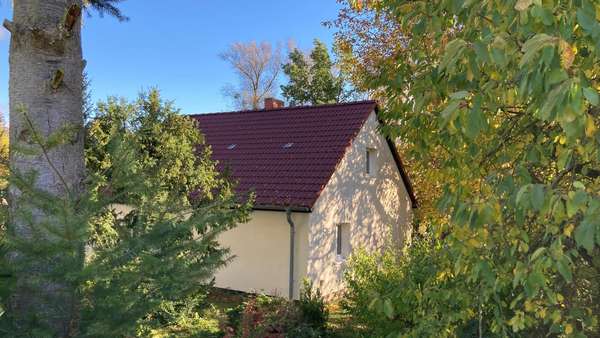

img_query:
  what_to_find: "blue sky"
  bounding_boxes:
[0,0,343,117]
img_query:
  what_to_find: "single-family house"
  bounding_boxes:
[191,99,416,299]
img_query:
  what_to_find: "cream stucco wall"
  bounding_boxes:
[214,210,310,299]
[306,111,413,297]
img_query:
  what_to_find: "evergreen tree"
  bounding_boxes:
[0,90,252,336]
[281,40,347,106]
[80,90,252,336]
[3,1,125,333]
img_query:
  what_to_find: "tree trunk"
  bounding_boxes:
[5,0,85,335]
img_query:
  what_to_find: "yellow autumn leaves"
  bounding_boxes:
[558,39,577,70]
[515,0,534,12]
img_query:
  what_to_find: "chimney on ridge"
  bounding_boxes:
[264,97,285,110]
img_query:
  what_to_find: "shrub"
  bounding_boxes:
[341,239,481,337]
[298,279,329,334]
[235,295,300,337]
[225,288,329,338]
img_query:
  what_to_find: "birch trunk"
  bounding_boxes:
[5,0,85,335]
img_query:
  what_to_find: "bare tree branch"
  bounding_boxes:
[220,41,282,109]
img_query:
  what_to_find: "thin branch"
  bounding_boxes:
[21,111,73,199]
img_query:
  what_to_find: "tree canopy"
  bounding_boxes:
[337,0,600,336]
[0,90,252,336]
[220,41,282,110]
[281,40,349,106]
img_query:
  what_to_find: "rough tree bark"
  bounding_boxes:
[4,0,85,335]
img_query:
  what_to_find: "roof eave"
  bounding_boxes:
[374,105,419,209]
[252,204,312,213]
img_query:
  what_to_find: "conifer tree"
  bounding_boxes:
[80,90,252,336]
[281,40,348,106]
[3,1,128,334]
[2,0,122,334]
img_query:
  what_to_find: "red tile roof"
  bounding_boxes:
[191,101,416,211]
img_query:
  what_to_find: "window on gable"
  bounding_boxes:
[336,223,350,258]
[366,148,377,175]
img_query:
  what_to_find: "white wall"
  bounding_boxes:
[306,111,413,297]
[214,210,310,299]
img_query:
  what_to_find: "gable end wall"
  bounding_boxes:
[306,111,413,297]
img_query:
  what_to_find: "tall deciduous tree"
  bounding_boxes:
[339,0,600,336]
[281,39,348,106]
[3,0,124,334]
[220,41,282,110]
[329,5,447,231]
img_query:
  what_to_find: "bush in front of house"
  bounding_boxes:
[223,281,329,338]
[340,239,478,337]
[298,279,329,334]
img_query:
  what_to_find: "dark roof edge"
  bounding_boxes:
[188,100,378,117]
[374,105,418,209]
[385,138,418,209]
[252,204,312,213]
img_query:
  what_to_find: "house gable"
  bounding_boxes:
[304,111,414,296]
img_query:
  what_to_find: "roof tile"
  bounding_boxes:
[192,101,377,209]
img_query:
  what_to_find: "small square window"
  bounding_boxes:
[336,223,350,258]
[366,148,377,175]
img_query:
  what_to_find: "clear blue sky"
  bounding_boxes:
[0,0,342,117]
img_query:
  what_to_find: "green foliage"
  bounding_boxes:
[342,243,483,338]
[85,89,223,208]
[228,295,302,337]
[84,0,128,21]
[281,40,351,106]
[0,90,252,336]
[298,279,329,335]
[223,291,328,338]
[338,0,600,336]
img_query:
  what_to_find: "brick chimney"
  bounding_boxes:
[264,97,284,110]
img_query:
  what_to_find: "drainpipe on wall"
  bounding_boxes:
[286,207,295,300]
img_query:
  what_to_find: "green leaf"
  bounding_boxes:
[566,190,588,217]
[583,87,599,106]
[383,298,395,319]
[531,184,545,211]
[577,7,597,33]
[540,81,569,120]
[450,91,469,100]
[520,34,558,67]
[555,255,572,282]
[530,247,546,261]
[440,100,461,125]
[557,149,573,170]
[464,103,486,139]
[440,39,467,71]
[525,270,545,297]
[575,217,596,253]
[573,181,585,190]
[552,198,567,221]
[472,41,489,63]
[368,297,381,312]
[516,185,530,208]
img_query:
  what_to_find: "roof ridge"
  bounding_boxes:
[187,100,377,117]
